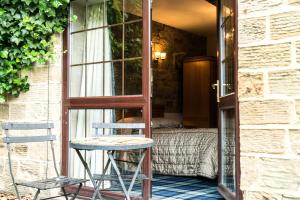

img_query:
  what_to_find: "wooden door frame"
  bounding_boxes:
[216,0,241,199]
[61,0,152,199]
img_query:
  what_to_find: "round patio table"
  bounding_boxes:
[70,136,154,200]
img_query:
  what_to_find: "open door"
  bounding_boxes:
[217,0,240,199]
[62,0,152,199]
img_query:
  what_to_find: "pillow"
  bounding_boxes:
[117,115,182,128]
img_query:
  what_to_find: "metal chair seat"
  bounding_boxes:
[16,176,87,190]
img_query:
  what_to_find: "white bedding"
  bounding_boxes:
[152,128,218,179]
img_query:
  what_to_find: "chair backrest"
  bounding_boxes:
[2,122,56,144]
[92,122,145,136]
[2,122,59,200]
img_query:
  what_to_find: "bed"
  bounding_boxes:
[118,114,218,179]
[152,128,218,179]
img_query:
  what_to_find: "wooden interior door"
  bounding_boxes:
[62,0,152,199]
[217,0,241,199]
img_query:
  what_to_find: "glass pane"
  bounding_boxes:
[86,1,105,29]
[71,32,86,65]
[222,0,233,22]
[221,109,236,193]
[107,0,123,25]
[70,0,86,32]
[71,28,109,65]
[220,0,234,96]
[112,61,123,96]
[69,63,123,97]
[125,21,143,58]
[125,59,142,95]
[70,65,86,97]
[124,0,143,22]
[69,108,143,195]
[109,25,123,60]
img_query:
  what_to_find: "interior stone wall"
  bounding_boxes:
[238,0,300,199]
[152,21,207,113]
[0,35,63,197]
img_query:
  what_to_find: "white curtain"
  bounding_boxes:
[70,2,115,188]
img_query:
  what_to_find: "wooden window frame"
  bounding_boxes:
[217,0,241,199]
[61,0,152,199]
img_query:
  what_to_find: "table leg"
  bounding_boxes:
[128,149,146,194]
[107,151,131,200]
[92,150,115,200]
[75,149,103,200]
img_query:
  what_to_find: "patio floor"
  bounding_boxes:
[152,175,223,200]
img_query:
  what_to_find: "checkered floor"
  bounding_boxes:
[151,175,223,200]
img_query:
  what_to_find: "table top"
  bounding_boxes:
[70,135,154,151]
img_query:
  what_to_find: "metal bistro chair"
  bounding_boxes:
[2,122,87,200]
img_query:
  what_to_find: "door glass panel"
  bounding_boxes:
[69,108,144,196]
[220,0,234,96]
[220,109,236,193]
[107,0,124,25]
[70,0,86,32]
[110,25,123,60]
[125,59,143,95]
[125,21,143,58]
[69,63,123,97]
[124,0,143,22]
[70,0,144,97]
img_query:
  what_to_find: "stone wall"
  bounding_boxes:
[152,21,207,113]
[238,0,300,199]
[0,35,63,197]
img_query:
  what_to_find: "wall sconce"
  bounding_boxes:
[160,52,166,60]
[154,52,161,60]
[154,52,167,61]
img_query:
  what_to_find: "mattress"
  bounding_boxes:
[152,128,218,179]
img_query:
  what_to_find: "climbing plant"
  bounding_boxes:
[0,0,70,103]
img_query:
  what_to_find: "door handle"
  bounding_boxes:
[212,80,220,103]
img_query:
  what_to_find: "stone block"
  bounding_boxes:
[296,41,300,64]
[9,104,26,121]
[289,129,300,154]
[14,144,28,157]
[238,72,264,98]
[243,191,283,200]
[271,11,300,40]
[296,100,300,123]
[240,100,292,124]
[239,17,266,44]
[239,43,291,68]
[239,0,284,15]
[240,156,260,189]
[18,160,42,181]
[0,104,9,120]
[30,66,62,84]
[240,129,285,154]
[288,0,300,5]
[269,69,300,96]
[259,158,300,191]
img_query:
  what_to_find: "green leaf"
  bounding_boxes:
[0,50,8,58]
[0,8,6,16]
[0,95,5,103]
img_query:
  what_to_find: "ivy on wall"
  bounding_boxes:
[0,0,69,103]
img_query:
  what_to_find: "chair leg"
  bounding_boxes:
[70,183,82,200]
[61,187,69,200]
[33,189,40,200]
